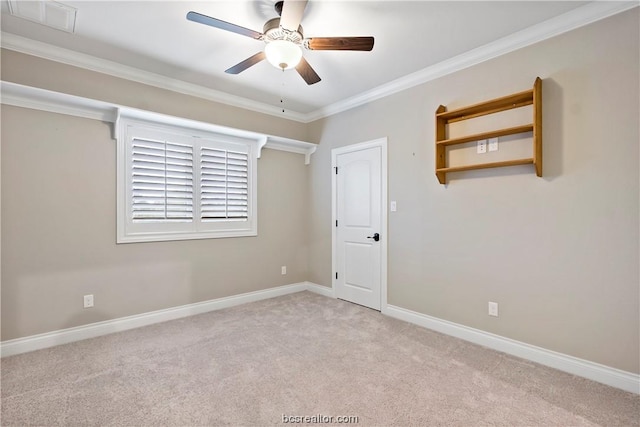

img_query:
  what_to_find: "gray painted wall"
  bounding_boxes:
[1,50,309,142]
[1,62,311,339]
[1,10,638,374]
[307,9,639,373]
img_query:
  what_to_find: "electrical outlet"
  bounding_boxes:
[477,140,487,154]
[83,294,94,308]
[281,266,287,275]
[488,301,498,317]
[488,137,499,152]
[390,201,397,212]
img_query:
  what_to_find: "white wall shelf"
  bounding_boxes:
[0,81,317,164]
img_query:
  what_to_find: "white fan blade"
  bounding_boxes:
[280,0,308,32]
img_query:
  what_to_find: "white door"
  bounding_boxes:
[333,139,386,310]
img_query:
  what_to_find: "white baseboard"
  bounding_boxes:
[306,283,335,298]
[0,282,319,358]
[383,304,639,395]
[3,283,637,395]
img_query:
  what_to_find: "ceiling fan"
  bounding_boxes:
[187,0,374,85]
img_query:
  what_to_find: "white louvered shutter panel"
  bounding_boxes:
[200,147,249,220]
[131,138,194,222]
[118,116,257,243]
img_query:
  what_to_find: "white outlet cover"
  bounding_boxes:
[390,201,397,212]
[488,137,499,151]
[477,140,487,154]
[83,294,94,308]
[488,301,499,317]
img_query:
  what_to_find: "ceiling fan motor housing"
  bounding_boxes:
[263,18,303,44]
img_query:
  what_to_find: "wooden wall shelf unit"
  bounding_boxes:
[435,77,542,184]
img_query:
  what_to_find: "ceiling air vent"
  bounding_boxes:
[7,0,77,33]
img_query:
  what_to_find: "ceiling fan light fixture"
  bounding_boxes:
[265,40,302,70]
[187,0,373,85]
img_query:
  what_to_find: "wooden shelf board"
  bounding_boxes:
[436,89,533,123]
[436,124,534,147]
[437,158,534,174]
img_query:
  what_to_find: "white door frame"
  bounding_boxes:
[331,137,388,311]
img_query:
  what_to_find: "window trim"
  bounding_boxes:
[116,109,259,243]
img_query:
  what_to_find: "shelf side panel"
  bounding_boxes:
[436,105,447,184]
[533,77,543,177]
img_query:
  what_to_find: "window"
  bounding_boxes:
[117,113,258,243]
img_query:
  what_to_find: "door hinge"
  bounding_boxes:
[335,272,338,280]
[335,166,338,174]
[336,220,338,227]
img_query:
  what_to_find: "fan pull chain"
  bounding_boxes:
[279,69,286,113]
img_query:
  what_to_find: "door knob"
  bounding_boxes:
[367,232,380,242]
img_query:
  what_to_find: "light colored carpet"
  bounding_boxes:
[1,291,638,426]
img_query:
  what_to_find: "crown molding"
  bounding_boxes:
[305,1,640,122]
[0,32,308,123]
[2,2,637,124]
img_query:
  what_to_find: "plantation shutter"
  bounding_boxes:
[131,138,194,222]
[118,115,257,243]
[200,147,249,220]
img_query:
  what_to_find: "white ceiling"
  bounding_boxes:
[1,1,627,119]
